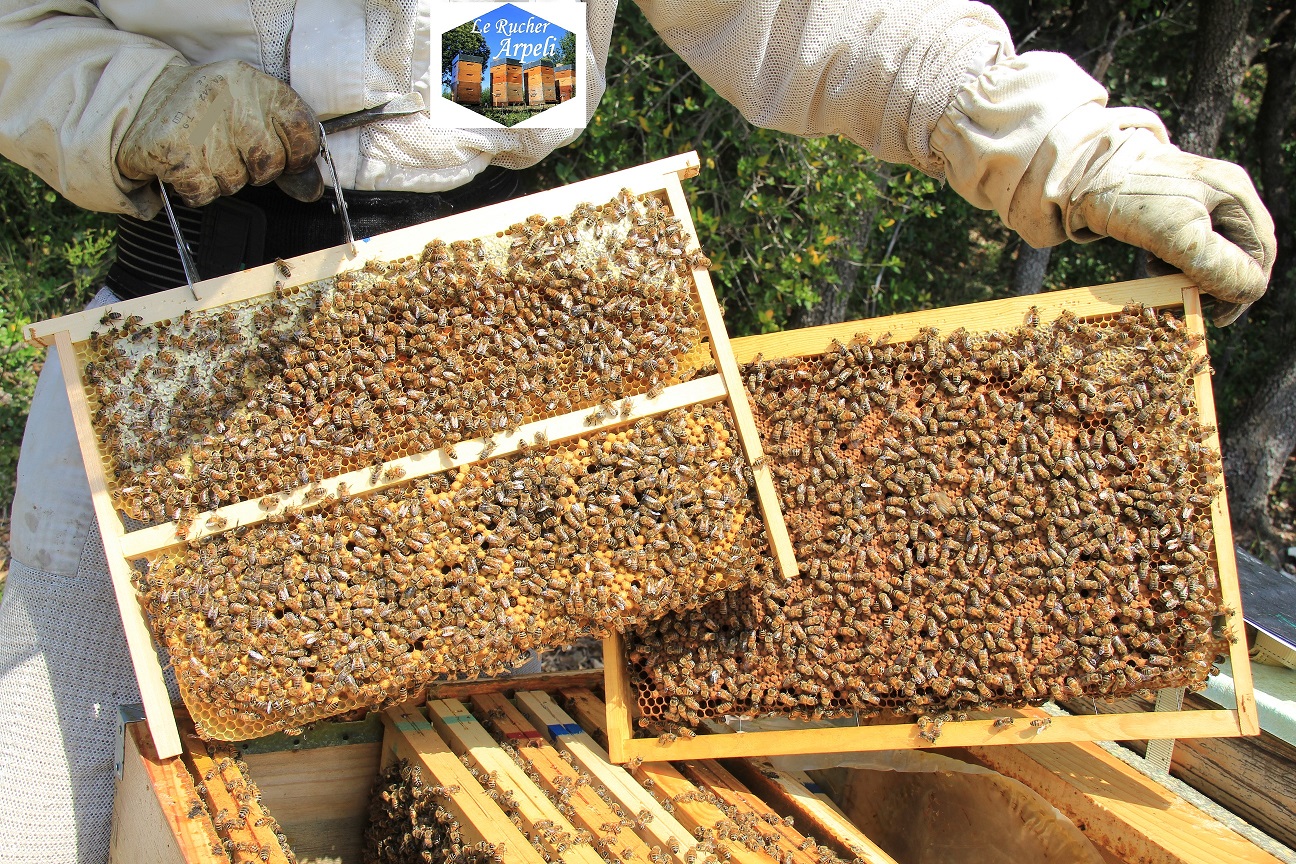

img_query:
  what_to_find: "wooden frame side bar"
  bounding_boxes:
[601,632,635,764]
[53,330,181,758]
[120,374,726,557]
[563,686,876,864]
[630,760,778,864]
[111,721,227,864]
[659,175,798,582]
[381,703,548,864]
[511,691,698,859]
[1181,287,1258,735]
[675,760,822,864]
[27,153,704,346]
[177,724,290,864]
[728,274,1194,363]
[720,758,898,864]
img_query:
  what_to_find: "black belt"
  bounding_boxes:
[106,165,529,299]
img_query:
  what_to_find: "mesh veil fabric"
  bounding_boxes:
[0,556,143,863]
[0,289,178,863]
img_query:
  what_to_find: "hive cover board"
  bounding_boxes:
[437,2,584,129]
[26,153,794,753]
[604,278,1258,762]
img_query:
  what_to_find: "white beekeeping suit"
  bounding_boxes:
[0,1,1274,861]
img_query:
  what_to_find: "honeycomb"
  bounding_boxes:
[139,404,770,740]
[627,305,1232,731]
[79,189,711,528]
[364,759,496,864]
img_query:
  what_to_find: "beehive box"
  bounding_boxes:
[555,64,575,102]
[110,672,1283,864]
[25,153,798,758]
[452,52,486,104]
[602,276,1258,762]
[492,59,525,107]
[524,60,557,105]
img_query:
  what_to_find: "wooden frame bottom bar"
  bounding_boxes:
[604,699,1246,763]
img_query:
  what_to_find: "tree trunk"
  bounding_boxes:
[1177,0,1256,155]
[790,215,871,328]
[791,181,887,328]
[1224,351,1296,535]
[1255,21,1295,255]
[1011,244,1052,295]
[1220,17,1296,548]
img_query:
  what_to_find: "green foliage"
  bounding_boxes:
[0,157,113,508]
[441,21,489,84]
[558,31,576,65]
[478,107,534,127]
[529,3,958,336]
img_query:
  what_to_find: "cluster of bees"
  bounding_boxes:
[635,779,845,864]
[140,405,768,740]
[184,739,297,863]
[628,305,1231,729]
[364,700,854,864]
[365,760,497,864]
[82,189,709,526]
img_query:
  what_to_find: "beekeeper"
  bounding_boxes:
[0,0,1276,860]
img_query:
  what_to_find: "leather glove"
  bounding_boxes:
[118,60,324,207]
[933,53,1275,326]
[1062,124,1274,326]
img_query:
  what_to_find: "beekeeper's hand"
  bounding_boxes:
[117,60,324,207]
[933,53,1275,326]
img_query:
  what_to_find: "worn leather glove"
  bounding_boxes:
[1063,124,1274,326]
[933,53,1275,326]
[118,60,324,207]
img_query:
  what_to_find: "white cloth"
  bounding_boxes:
[0,289,173,864]
[1,0,1018,217]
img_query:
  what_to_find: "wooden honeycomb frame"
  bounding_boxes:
[25,152,798,758]
[601,275,1259,763]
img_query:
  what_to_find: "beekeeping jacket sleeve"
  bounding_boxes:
[4,0,1083,220]
[640,0,1274,321]
[0,0,183,215]
[634,0,1015,180]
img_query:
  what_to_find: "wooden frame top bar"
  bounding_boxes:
[729,273,1193,363]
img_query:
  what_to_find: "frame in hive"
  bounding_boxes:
[113,670,1284,864]
[601,275,1259,763]
[25,152,798,758]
